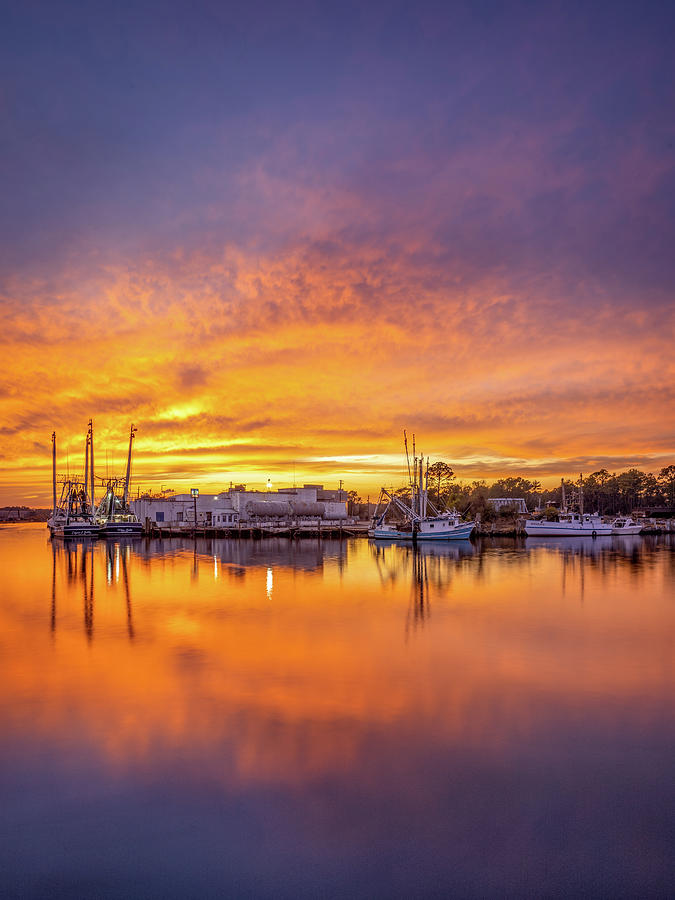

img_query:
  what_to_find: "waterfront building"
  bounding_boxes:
[131,484,349,529]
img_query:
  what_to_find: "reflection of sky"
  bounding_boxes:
[2,2,675,503]
[0,525,673,894]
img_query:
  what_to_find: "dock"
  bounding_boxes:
[143,521,373,539]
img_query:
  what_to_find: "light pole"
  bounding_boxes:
[191,488,199,530]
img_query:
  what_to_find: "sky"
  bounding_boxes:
[1,0,674,505]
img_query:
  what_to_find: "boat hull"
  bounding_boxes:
[48,522,100,539]
[417,522,475,540]
[100,521,143,537]
[525,521,612,537]
[371,522,475,541]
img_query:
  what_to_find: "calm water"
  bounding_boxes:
[1,524,674,898]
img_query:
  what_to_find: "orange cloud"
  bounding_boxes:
[1,228,673,504]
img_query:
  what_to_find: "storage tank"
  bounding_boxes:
[245,500,292,518]
[324,507,348,520]
[291,501,325,517]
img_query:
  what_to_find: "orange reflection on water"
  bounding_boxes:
[0,526,673,791]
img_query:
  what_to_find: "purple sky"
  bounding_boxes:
[1,0,674,502]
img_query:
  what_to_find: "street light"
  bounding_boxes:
[191,487,199,528]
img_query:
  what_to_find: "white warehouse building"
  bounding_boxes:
[131,484,349,529]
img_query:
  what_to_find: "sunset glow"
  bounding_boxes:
[1,2,674,505]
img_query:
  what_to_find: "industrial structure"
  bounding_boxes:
[131,483,354,535]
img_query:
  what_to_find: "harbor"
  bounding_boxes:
[44,424,675,541]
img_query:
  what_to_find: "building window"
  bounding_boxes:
[156,511,164,522]
[176,511,183,522]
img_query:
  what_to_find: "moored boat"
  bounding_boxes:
[610,516,643,535]
[524,513,612,537]
[370,432,475,541]
[524,475,611,537]
[47,431,99,538]
[95,425,143,537]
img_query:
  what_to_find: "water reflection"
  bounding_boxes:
[0,526,673,897]
[49,538,138,642]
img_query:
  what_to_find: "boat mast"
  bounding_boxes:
[412,434,416,516]
[89,419,95,514]
[561,478,566,512]
[403,430,412,488]
[52,432,57,515]
[579,472,584,516]
[84,428,89,503]
[123,424,137,504]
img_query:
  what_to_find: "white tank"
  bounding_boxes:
[245,500,292,518]
[291,501,325,517]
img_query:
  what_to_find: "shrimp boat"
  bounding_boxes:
[370,433,475,541]
[95,425,143,537]
[47,429,100,538]
[524,476,612,537]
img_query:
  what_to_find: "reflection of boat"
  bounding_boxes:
[47,431,99,538]
[370,433,475,541]
[525,475,611,537]
[95,426,143,537]
[525,535,613,556]
[373,539,476,560]
[610,534,644,554]
[611,516,642,535]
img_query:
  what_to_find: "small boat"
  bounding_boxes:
[525,475,611,537]
[47,431,99,539]
[525,512,612,537]
[417,511,475,540]
[95,425,143,537]
[370,432,475,541]
[610,516,643,535]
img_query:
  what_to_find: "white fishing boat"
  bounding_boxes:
[525,475,612,537]
[417,512,475,540]
[370,433,475,541]
[47,431,99,538]
[610,516,642,535]
[95,425,143,537]
[525,512,612,537]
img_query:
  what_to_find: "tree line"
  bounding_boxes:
[351,463,675,519]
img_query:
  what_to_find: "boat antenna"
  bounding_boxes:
[403,430,412,486]
[123,424,137,504]
[52,432,57,515]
